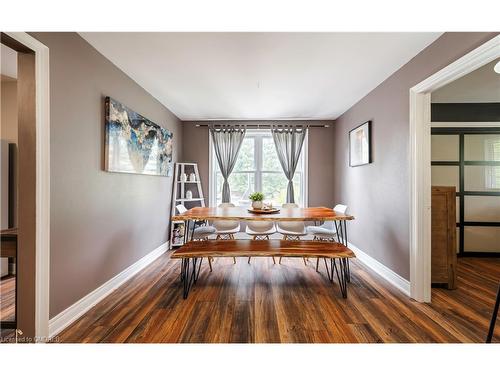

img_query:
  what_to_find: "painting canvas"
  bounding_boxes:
[105,97,173,176]
[349,121,371,167]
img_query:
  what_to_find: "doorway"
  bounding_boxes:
[409,35,500,303]
[0,32,50,342]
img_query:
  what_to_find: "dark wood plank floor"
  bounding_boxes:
[0,275,16,343]
[0,276,15,322]
[54,252,500,343]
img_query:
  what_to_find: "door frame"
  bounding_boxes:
[409,35,499,302]
[3,32,50,340]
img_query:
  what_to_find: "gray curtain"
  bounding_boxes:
[210,125,246,203]
[271,125,307,203]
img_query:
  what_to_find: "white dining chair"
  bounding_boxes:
[306,204,348,272]
[176,204,216,271]
[213,203,241,240]
[245,220,277,264]
[277,203,307,265]
[212,202,240,264]
[306,204,347,241]
[277,203,307,240]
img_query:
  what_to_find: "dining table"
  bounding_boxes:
[171,206,355,298]
[171,206,355,246]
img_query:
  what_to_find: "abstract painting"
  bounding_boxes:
[349,121,371,167]
[105,97,173,176]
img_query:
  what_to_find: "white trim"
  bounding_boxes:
[48,242,169,339]
[349,242,410,295]
[5,32,51,341]
[431,121,500,128]
[409,35,500,303]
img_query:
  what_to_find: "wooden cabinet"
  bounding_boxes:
[431,186,457,289]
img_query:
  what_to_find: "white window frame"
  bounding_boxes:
[209,129,308,207]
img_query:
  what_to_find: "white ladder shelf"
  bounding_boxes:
[170,163,206,218]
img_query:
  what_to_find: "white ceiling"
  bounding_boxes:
[80,32,442,120]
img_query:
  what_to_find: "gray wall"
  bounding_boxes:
[332,32,498,280]
[31,33,182,318]
[182,120,336,207]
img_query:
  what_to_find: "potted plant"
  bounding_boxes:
[249,192,264,209]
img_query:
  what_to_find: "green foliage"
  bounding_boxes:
[249,192,264,201]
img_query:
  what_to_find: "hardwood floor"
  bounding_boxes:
[55,252,500,343]
[0,275,16,343]
[0,276,15,322]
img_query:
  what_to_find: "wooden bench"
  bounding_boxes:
[171,239,355,299]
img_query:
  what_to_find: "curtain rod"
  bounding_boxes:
[194,124,330,128]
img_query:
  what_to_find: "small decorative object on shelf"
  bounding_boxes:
[170,221,186,248]
[181,173,188,182]
[249,192,264,209]
[189,173,196,182]
[186,190,193,200]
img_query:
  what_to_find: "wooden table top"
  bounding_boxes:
[172,206,354,222]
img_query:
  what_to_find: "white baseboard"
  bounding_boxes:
[348,242,410,296]
[48,242,169,338]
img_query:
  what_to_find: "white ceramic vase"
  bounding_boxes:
[252,200,263,209]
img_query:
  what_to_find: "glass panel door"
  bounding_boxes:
[432,127,500,256]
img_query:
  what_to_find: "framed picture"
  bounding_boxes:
[349,121,371,167]
[104,96,173,176]
[170,221,186,248]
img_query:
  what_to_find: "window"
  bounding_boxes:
[485,138,500,189]
[210,130,307,207]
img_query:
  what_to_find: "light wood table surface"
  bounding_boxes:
[172,206,354,222]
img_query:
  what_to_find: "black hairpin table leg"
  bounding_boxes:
[339,220,351,283]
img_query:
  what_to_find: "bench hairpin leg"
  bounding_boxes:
[323,258,332,282]
[181,257,199,299]
[182,258,191,298]
[347,259,351,283]
[335,258,348,298]
[194,257,203,283]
